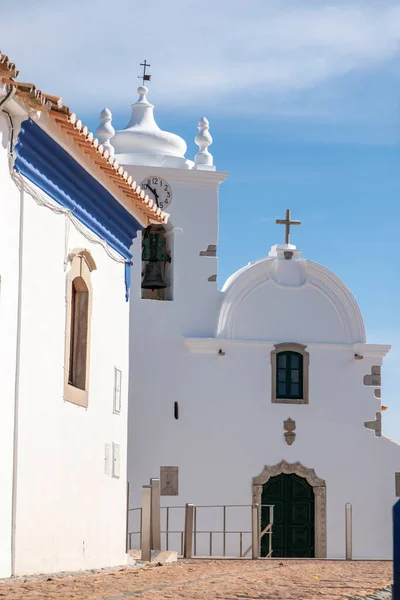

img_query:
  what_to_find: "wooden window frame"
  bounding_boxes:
[271,343,309,404]
[64,250,96,408]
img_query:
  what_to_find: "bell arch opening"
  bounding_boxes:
[141,224,172,301]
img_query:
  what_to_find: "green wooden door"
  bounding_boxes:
[261,473,315,557]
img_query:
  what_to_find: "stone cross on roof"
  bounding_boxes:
[275,209,301,245]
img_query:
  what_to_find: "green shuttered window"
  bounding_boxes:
[276,351,303,400]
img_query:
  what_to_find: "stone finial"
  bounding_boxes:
[137,86,150,104]
[96,108,115,156]
[194,117,215,171]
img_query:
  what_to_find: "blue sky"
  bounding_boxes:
[1,0,400,438]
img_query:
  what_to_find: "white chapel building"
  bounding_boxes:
[109,83,400,559]
[1,44,399,574]
[0,53,166,577]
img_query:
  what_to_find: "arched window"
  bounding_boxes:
[64,250,96,407]
[276,351,303,400]
[141,225,172,301]
[271,343,309,404]
[68,276,89,390]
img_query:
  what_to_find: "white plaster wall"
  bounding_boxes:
[13,183,130,574]
[0,115,20,577]
[127,166,224,549]
[129,334,399,558]
[231,281,346,343]
[128,228,398,558]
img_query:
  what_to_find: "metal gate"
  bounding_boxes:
[127,502,274,558]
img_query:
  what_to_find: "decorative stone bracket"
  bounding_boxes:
[363,365,381,387]
[200,244,217,257]
[364,411,382,437]
[363,365,381,405]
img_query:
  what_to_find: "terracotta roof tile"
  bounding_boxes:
[0,51,166,225]
[0,51,19,78]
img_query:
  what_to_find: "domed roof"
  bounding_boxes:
[112,86,188,168]
[217,243,365,345]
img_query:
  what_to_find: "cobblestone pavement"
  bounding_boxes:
[0,559,392,600]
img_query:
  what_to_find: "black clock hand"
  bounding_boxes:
[146,185,160,207]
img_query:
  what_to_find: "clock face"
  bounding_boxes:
[140,176,172,210]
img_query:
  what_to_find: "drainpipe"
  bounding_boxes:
[10,179,24,577]
[1,83,22,576]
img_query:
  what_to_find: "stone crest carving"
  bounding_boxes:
[252,460,327,558]
[283,418,296,445]
[160,466,179,496]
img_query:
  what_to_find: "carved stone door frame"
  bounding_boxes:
[253,460,327,558]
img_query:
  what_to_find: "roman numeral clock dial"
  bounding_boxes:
[140,177,172,210]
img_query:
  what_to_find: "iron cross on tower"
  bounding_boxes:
[138,60,151,86]
[275,209,301,244]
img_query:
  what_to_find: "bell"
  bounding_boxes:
[141,261,167,290]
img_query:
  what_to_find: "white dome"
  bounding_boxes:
[217,244,366,345]
[112,87,189,168]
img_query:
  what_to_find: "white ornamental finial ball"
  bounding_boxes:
[96,108,115,156]
[194,116,213,167]
[137,86,149,103]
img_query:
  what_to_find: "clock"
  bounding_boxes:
[140,176,172,210]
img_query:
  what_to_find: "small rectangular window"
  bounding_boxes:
[278,382,287,396]
[278,369,286,382]
[113,367,122,414]
[104,443,111,475]
[291,383,300,396]
[112,442,121,478]
[278,354,287,368]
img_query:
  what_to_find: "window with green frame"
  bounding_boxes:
[276,351,303,400]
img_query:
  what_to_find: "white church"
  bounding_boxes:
[0,48,399,577]
[121,82,400,559]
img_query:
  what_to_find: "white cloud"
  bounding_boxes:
[1,0,400,117]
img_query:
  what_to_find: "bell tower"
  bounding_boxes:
[96,77,228,506]
[96,82,228,323]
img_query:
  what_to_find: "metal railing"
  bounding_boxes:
[127,505,186,554]
[127,502,274,558]
[127,506,142,551]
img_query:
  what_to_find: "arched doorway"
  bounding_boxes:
[252,460,327,558]
[261,473,314,557]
